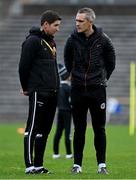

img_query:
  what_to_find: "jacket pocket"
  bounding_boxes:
[29,59,59,90]
[39,59,59,89]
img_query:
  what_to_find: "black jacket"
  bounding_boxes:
[64,25,115,88]
[19,27,59,93]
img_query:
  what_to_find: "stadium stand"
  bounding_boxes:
[0,1,135,123]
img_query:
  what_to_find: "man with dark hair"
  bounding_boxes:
[19,10,61,174]
[41,10,61,25]
[64,7,115,174]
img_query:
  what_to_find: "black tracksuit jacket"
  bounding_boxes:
[64,25,116,88]
[19,27,60,93]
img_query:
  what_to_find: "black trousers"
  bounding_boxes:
[53,110,72,155]
[71,86,106,166]
[24,91,57,168]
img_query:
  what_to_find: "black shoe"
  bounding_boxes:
[71,166,82,174]
[34,167,50,174]
[98,167,108,174]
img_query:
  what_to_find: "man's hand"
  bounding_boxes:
[20,89,28,96]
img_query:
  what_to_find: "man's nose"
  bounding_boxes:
[56,26,60,31]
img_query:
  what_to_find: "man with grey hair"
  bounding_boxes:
[64,7,115,174]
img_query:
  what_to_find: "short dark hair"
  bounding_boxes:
[41,10,61,25]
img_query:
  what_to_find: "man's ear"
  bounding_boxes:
[43,21,49,26]
[41,21,49,31]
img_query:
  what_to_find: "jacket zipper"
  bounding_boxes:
[46,40,58,91]
[41,39,58,91]
[84,57,91,91]
[54,62,58,91]
[84,38,99,90]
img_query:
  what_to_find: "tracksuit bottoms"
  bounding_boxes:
[53,110,72,155]
[71,86,107,166]
[24,91,57,168]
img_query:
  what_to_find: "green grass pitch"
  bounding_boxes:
[0,123,135,179]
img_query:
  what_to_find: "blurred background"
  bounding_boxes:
[0,0,136,124]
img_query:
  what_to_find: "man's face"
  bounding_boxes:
[76,13,91,33]
[42,20,61,35]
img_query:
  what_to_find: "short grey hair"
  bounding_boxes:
[77,8,96,22]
